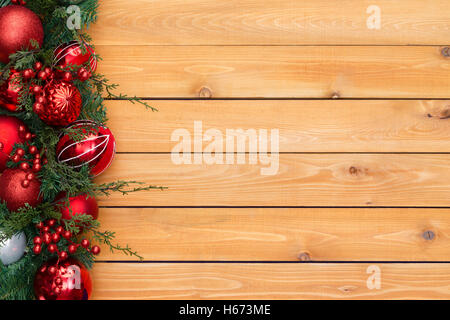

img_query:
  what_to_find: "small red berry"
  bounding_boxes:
[48,244,57,253]
[20,162,30,171]
[34,61,43,71]
[37,71,47,80]
[80,239,90,249]
[59,251,68,261]
[68,244,77,254]
[55,226,64,234]
[22,68,34,79]
[62,230,72,239]
[16,148,25,156]
[91,245,101,255]
[48,266,57,274]
[36,221,44,229]
[21,179,30,188]
[33,236,42,245]
[43,233,51,244]
[51,233,61,243]
[33,244,42,255]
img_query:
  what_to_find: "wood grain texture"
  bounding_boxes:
[108,100,450,153]
[90,0,450,45]
[96,154,450,207]
[97,45,450,98]
[97,208,450,261]
[91,263,450,299]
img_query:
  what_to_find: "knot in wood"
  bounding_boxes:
[298,252,311,261]
[199,86,213,98]
[423,230,435,241]
[441,47,450,57]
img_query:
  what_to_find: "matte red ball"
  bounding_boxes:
[55,193,99,221]
[0,115,29,172]
[34,259,92,300]
[0,5,44,64]
[56,120,116,176]
[0,168,42,211]
[0,70,22,112]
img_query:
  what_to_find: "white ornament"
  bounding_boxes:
[0,231,26,265]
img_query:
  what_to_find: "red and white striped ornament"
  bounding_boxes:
[56,120,116,177]
[54,41,97,72]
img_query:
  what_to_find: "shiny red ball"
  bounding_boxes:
[55,193,99,222]
[56,120,116,176]
[0,115,28,172]
[34,259,92,300]
[54,41,97,72]
[0,5,44,64]
[0,168,42,211]
[34,81,82,126]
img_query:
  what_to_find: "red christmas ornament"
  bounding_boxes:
[0,5,44,64]
[34,258,92,300]
[55,193,99,221]
[56,120,116,176]
[0,168,42,211]
[54,41,97,72]
[34,81,82,126]
[0,70,22,112]
[0,115,28,172]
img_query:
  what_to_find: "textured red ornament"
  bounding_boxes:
[34,258,92,300]
[56,120,116,176]
[0,115,28,172]
[0,70,22,112]
[0,5,44,64]
[54,41,97,72]
[0,168,42,211]
[34,81,82,126]
[55,193,99,221]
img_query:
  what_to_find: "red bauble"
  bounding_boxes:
[34,81,82,126]
[55,193,99,221]
[56,120,116,176]
[34,258,92,300]
[54,41,97,72]
[0,70,22,112]
[0,168,42,211]
[0,115,28,172]
[0,5,44,64]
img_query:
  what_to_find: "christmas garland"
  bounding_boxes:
[0,0,161,300]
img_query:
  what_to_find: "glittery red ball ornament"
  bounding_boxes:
[0,5,44,64]
[56,120,116,176]
[0,70,22,112]
[34,258,92,300]
[54,41,97,72]
[55,193,99,221]
[34,81,82,126]
[0,168,42,211]
[0,115,28,172]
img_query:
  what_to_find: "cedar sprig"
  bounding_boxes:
[96,180,167,196]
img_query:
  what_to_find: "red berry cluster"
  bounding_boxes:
[0,125,46,188]
[27,61,90,115]
[33,219,101,260]
[11,0,26,5]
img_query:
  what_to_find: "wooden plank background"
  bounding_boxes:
[89,0,450,299]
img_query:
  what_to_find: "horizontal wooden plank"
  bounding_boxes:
[97,208,450,261]
[107,100,450,153]
[97,45,450,98]
[96,154,450,207]
[91,263,450,299]
[90,0,450,45]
